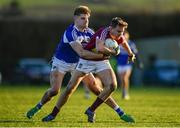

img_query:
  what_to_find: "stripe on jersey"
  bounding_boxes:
[63,28,78,43]
[72,29,77,41]
[63,31,69,43]
[87,28,95,35]
[100,27,109,40]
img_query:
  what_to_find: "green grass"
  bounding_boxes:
[0,84,180,127]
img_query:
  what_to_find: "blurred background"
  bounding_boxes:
[0,0,180,86]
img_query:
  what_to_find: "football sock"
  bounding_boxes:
[114,106,124,116]
[51,106,59,117]
[89,97,104,112]
[123,89,128,97]
[36,102,43,109]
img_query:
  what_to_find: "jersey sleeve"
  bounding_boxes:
[63,29,78,44]
[129,41,138,54]
[99,28,108,40]
[87,28,95,35]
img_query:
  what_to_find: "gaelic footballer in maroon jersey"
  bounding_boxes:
[81,17,136,123]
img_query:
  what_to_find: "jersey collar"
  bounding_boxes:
[73,24,88,33]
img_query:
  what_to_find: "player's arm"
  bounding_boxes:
[96,37,119,56]
[121,40,136,62]
[131,42,144,68]
[70,41,104,59]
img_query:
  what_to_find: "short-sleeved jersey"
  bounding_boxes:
[116,40,138,66]
[84,27,125,51]
[83,27,125,60]
[54,24,94,63]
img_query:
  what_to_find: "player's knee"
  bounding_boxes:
[109,83,117,92]
[49,88,59,97]
[90,81,103,95]
[94,88,103,95]
[89,80,96,87]
[66,86,75,95]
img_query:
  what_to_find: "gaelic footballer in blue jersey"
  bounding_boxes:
[26,5,105,120]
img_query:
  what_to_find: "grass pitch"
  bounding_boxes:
[0,84,180,127]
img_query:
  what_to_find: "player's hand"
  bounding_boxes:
[128,54,136,63]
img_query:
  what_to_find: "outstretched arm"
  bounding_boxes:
[70,41,104,59]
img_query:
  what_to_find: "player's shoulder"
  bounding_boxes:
[63,24,78,42]
[98,26,109,33]
[65,24,76,33]
[96,26,109,39]
[64,24,78,38]
[86,27,95,34]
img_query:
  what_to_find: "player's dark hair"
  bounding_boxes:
[74,5,91,16]
[110,17,128,28]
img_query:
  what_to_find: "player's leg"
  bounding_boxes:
[104,96,135,123]
[83,82,91,99]
[84,73,121,109]
[84,64,135,123]
[85,71,135,123]
[84,68,117,123]
[119,72,126,97]
[82,74,103,99]
[117,65,132,100]
[26,58,68,119]
[83,74,103,95]
[42,70,65,104]
[84,73,133,120]
[42,70,86,122]
[84,75,123,117]
[26,70,64,119]
[117,65,125,98]
[90,68,117,108]
[56,70,86,109]
[121,68,132,100]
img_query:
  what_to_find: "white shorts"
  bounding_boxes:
[76,58,112,74]
[51,57,77,74]
[117,65,132,74]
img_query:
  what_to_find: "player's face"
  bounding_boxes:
[110,25,125,39]
[75,14,90,30]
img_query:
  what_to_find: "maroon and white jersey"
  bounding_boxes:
[84,27,125,52]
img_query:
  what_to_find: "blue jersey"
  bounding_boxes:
[116,40,138,66]
[54,24,94,63]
